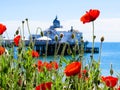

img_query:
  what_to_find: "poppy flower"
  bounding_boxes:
[46,61,59,70]
[35,82,52,90]
[37,61,48,71]
[64,62,81,76]
[45,63,52,71]
[51,61,59,70]
[37,60,43,72]
[0,23,7,35]
[0,46,5,55]
[40,61,53,71]
[37,61,59,72]
[32,50,39,58]
[101,76,118,88]
[80,9,100,24]
[14,35,21,46]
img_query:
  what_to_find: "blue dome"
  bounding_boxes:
[53,16,60,28]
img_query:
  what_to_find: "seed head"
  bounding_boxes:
[60,33,64,38]
[101,36,104,42]
[55,35,58,41]
[71,33,75,39]
[22,21,24,24]
[25,18,28,21]
[40,31,44,37]
[110,64,114,76]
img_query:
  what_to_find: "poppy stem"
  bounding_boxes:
[98,41,103,62]
[91,21,95,59]
[26,19,34,49]
[22,21,26,51]
[45,32,49,61]
[35,27,43,50]
[22,21,25,40]
[56,42,61,55]
[0,37,1,46]
[26,18,31,37]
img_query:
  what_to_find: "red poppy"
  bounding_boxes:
[14,35,21,46]
[42,61,58,71]
[0,46,5,55]
[50,61,59,70]
[101,76,118,88]
[64,62,81,76]
[0,23,7,35]
[32,50,39,58]
[37,61,59,72]
[37,60,50,72]
[80,9,100,24]
[46,63,53,71]
[38,60,43,72]
[47,61,59,70]
[35,82,52,90]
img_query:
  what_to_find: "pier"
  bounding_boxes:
[2,39,99,55]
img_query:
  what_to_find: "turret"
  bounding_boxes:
[50,16,62,29]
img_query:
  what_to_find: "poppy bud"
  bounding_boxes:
[15,30,19,35]
[25,18,28,21]
[94,35,96,39]
[101,36,104,42]
[22,21,24,24]
[60,33,64,38]
[40,31,44,37]
[110,64,114,76]
[67,48,72,55]
[81,39,84,43]
[55,35,58,41]
[71,33,75,39]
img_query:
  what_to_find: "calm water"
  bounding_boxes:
[86,42,120,76]
[39,42,120,76]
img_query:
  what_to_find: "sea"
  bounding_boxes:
[85,42,120,76]
[39,42,120,76]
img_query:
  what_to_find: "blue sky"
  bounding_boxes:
[1,0,120,42]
